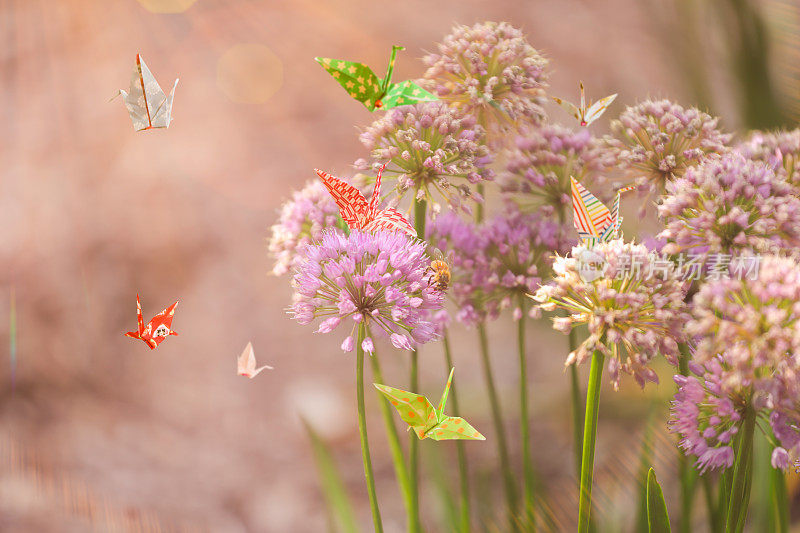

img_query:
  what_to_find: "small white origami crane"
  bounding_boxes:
[115,54,179,131]
[237,342,273,378]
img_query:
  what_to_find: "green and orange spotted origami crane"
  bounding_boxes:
[315,45,438,111]
[375,368,485,441]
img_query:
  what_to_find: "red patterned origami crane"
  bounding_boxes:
[315,164,416,237]
[124,294,179,349]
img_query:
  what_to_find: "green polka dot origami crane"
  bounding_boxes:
[315,45,438,111]
[374,368,485,441]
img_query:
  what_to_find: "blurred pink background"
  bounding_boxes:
[2,0,792,531]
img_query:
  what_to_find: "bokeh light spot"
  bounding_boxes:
[136,0,197,13]
[217,44,284,104]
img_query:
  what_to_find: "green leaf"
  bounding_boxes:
[647,468,671,533]
[635,419,656,532]
[302,419,360,533]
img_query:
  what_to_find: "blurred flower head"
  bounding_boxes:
[670,358,742,473]
[268,180,341,276]
[422,21,549,142]
[686,255,800,386]
[604,99,731,200]
[289,230,443,353]
[354,102,492,215]
[770,373,800,469]
[533,239,689,389]
[659,153,800,258]
[427,210,570,326]
[425,211,486,326]
[738,128,800,188]
[501,125,607,220]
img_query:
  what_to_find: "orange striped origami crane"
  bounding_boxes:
[124,295,179,349]
[315,164,417,237]
[571,176,635,244]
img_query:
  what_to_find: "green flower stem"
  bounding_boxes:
[725,403,756,533]
[443,333,471,533]
[478,323,519,530]
[408,348,420,533]
[369,350,413,527]
[578,350,605,533]
[701,474,720,533]
[677,344,697,533]
[408,197,426,533]
[518,298,535,530]
[476,184,485,223]
[771,465,789,533]
[356,323,383,533]
[568,326,583,481]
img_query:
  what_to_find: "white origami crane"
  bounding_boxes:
[237,342,273,378]
[115,54,179,131]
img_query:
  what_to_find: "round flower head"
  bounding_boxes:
[533,239,689,389]
[290,230,443,353]
[670,358,743,472]
[354,102,492,215]
[425,211,487,326]
[659,153,800,259]
[770,372,800,470]
[502,125,607,220]
[738,128,800,187]
[472,210,572,322]
[422,21,549,143]
[686,255,800,386]
[604,99,731,200]
[268,180,342,276]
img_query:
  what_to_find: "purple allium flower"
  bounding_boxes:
[268,180,342,276]
[502,125,607,220]
[474,211,572,322]
[603,99,731,200]
[670,359,742,472]
[427,210,570,326]
[533,239,689,389]
[422,21,549,143]
[289,230,444,351]
[738,129,800,187]
[686,255,800,386]
[354,102,492,215]
[658,152,800,258]
[770,379,800,469]
[425,211,487,326]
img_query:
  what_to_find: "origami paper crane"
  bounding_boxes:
[315,164,416,237]
[115,54,179,131]
[571,176,635,243]
[315,45,437,111]
[237,342,273,378]
[553,82,616,126]
[375,368,485,441]
[124,295,178,349]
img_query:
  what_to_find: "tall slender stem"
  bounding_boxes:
[356,323,383,533]
[725,403,756,533]
[407,197,427,533]
[568,326,582,481]
[478,323,519,530]
[771,465,789,533]
[408,348,420,533]
[370,351,413,525]
[476,184,485,223]
[701,474,720,533]
[578,350,605,533]
[518,299,534,530]
[443,333,471,533]
[677,344,697,533]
